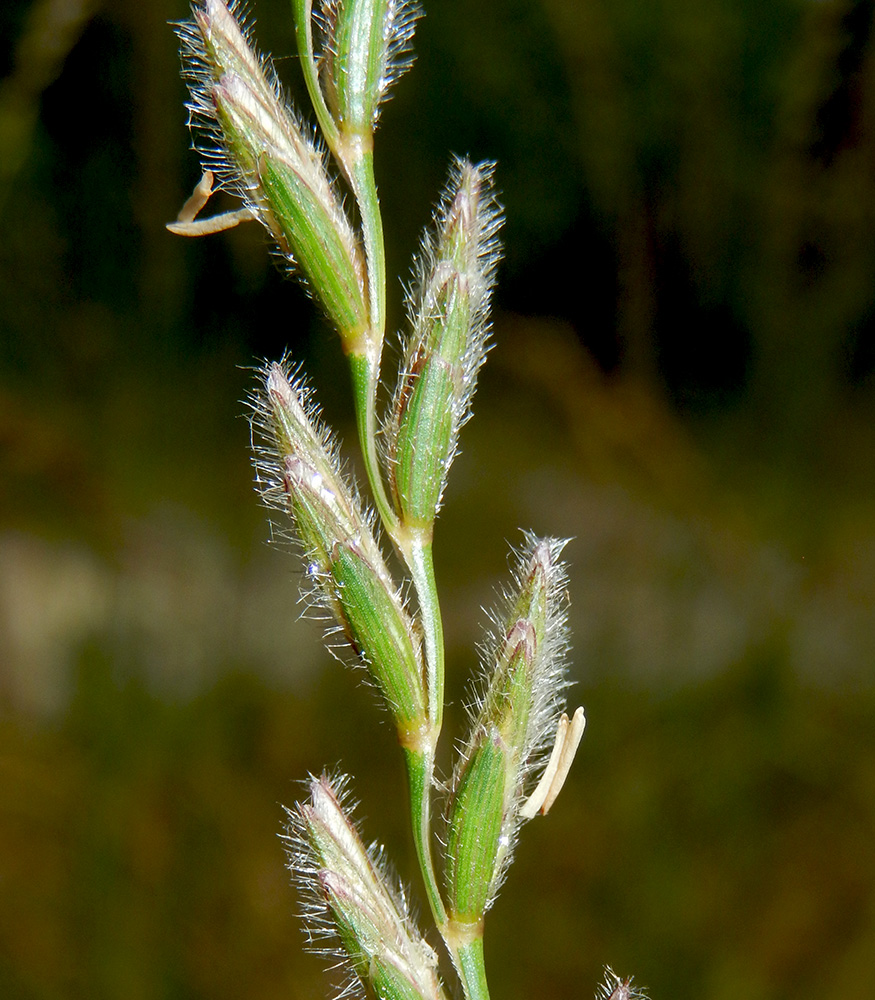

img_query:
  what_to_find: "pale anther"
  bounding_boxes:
[176,170,215,222]
[166,169,255,235]
[519,706,586,819]
[519,713,568,820]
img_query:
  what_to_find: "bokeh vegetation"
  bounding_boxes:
[1,0,874,998]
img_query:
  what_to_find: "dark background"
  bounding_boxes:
[1,0,874,998]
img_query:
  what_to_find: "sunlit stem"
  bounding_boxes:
[291,0,340,148]
[290,13,463,986]
[403,746,448,929]
[342,135,455,977]
[402,532,444,731]
[447,931,491,1000]
[399,535,449,966]
[349,352,398,532]
[341,138,393,536]
[342,140,386,353]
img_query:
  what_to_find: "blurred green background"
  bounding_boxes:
[2,0,875,997]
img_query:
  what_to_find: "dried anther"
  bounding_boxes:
[166,169,255,235]
[519,706,586,819]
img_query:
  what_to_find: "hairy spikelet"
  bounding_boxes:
[177,0,307,205]
[248,356,368,557]
[474,534,572,787]
[314,0,421,129]
[383,157,503,527]
[284,773,446,1000]
[171,0,614,995]
[443,534,572,920]
[176,0,368,339]
[249,359,427,733]
[596,967,649,1000]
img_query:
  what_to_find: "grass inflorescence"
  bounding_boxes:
[170,2,645,997]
